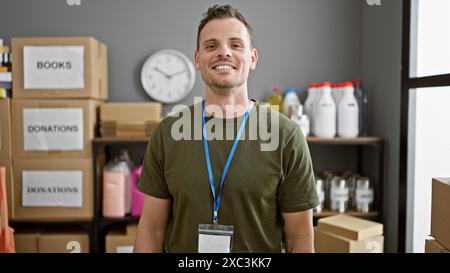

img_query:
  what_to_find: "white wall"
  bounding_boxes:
[407,87,450,252]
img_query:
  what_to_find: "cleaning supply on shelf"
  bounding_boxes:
[130,165,144,217]
[353,80,368,136]
[283,87,301,118]
[266,87,284,113]
[291,105,310,137]
[313,82,336,138]
[102,151,133,218]
[304,83,320,136]
[337,82,359,138]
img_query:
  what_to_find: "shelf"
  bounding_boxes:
[314,210,379,219]
[306,136,383,145]
[98,216,140,225]
[93,137,150,143]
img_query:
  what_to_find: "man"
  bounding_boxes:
[134,4,319,253]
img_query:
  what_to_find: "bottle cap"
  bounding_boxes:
[286,87,297,93]
[272,87,281,93]
[318,82,332,87]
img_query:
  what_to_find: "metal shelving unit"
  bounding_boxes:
[306,136,385,224]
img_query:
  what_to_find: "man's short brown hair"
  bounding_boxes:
[197,4,253,50]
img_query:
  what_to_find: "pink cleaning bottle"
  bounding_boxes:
[131,165,144,217]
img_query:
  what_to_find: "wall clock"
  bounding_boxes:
[140,49,195,104]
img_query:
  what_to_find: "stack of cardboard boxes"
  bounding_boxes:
[14,232,90,253]
[315,215,384,253]
[0,98,12,218]
[426,178,450,253]
[8,37,108,252]
[105,224,137,253]
[99,103,161,138]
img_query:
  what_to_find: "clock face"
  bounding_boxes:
[141,49,196,104]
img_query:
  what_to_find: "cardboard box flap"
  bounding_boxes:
[431,178,450,249]
[315,228,384,253]
[317,215,383,240]
[425,238,450,253]
[100,103,162,122]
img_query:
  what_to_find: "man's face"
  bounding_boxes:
[195,18,258,94]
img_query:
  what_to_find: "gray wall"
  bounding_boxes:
[0,0,362,114]
[361,0,403,252]
[0,0,404,252]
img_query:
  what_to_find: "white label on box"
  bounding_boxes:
[23,46,84,89]
[23,108,84,151]
[116,245,134,253]
[22,170,83,208]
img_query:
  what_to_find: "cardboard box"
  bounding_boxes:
[14,233,40,253]
[12,37,107,100]
[431,177,450,249]
[105,224,136,253]
[0,159,13,218]
[12,99,101,158]
[39,233,89,253]
[0,99,11,159]
[317,215,383,241]
[100,103,162,122]
[105,232,135,253]
[425,238,450,253]
[315,228,384,253]
[14,232,89,253]
[12,158,93,221]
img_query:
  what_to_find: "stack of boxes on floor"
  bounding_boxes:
[105,224,137,253]
[0,39,13,218]
[314,215,384,253]
[426,178,450,253]
[9,37,108,253]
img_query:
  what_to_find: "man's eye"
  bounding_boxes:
[205,44,216,50]
[231,44,242,48]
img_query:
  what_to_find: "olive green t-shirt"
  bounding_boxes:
[138,100,319,253]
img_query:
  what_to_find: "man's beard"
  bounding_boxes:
[201,70,245,95]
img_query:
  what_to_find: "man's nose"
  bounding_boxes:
[217,45,232,58]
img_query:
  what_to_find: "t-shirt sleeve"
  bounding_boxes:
[277,127,320,212]
[138,123,172,199]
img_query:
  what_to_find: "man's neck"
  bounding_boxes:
[204,86,252,119]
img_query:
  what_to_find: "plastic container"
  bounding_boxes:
[291,105,310,137]
[356,177,374,213]
[267,87,284,113]
[337,82,359,138]
[103,159,127,217]
[314,177,325,213]
[131,165,144,217]
[353,80,368,136]
[102,151,133,217]
[283,87,301,118]
[304,83,320,135]
[330,177,349,213]
[313,82,336,138]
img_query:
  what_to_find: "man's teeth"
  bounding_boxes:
[214,65,234,70]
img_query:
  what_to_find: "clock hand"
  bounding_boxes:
[154,67,171,79]
[169,69,187,77]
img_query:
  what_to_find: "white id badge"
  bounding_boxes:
[198,224,234,253]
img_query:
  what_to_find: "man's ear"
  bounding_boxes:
[251,48,259,70]
[194,50,200,69]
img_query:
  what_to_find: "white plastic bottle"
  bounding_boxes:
[283,87,301,118]
[291,105,310,137]
[331,83,340,105]
[313,82,336,138]
[338,82,359,138]
[304,83,319,135]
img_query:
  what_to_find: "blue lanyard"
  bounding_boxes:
[202,100,253,224]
